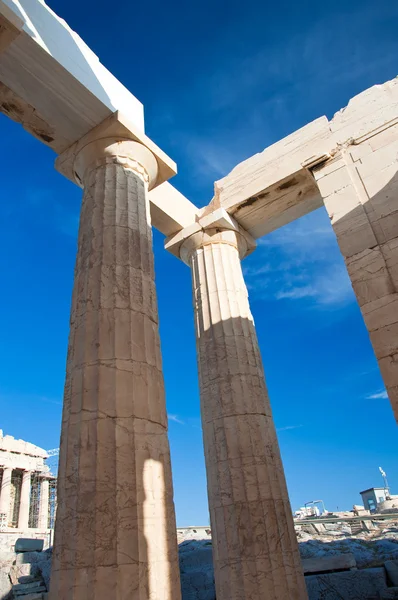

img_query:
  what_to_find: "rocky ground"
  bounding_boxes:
[178,520,398,599]
[297,520,398,568]
[0,520,397,599]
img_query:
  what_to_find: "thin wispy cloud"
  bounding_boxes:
[168,413,185,425]
[365,390,388,400]
[277,425,303,432]
[244,208,355,309]
[275,264,354,307]
[0,392,63,406]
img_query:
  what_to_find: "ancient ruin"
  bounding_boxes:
[0,431,55,538]
[0,1,397,599]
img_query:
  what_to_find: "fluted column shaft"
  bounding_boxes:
[181,228,307,600]
[18,470,31,529]
[0,467,12,526]
[39,478,49,529]
[50,140,181,600]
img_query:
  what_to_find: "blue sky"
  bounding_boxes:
[1,0,397,525]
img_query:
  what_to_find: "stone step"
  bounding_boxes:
[15,539,44,553]
[302,553,356,574]
[14,587,46,597]
[12,578,47,597]
[9,563,39,585]
[17,576,40,585]
[14,594,44,600]
[13,580,44,592]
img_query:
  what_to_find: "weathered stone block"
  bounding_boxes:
[376,211,398,245]
[14,592,43,600]
[387,386,398,415]
[385,560,398,586]
[0,571,12,599]
[357,147,398,193]
[361,294,398,331]
[315,164,352,197]
[346,248,394,305]
[349,141,373,161]
[382,238,398,286]
[333,213,377,258]
[13,579,45,592]
[302,553,356,574]
[370,322,398,358]
[305,567,388,600]
[15,538,44,553]
[38,556,51,591]
[369,122,398,153]
[378,354,398,387]
[15,551,48,566]
[9,562,39,584]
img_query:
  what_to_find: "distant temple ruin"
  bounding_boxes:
[0,431,56,532]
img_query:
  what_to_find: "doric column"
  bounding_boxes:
[0,467,12,527]
[313,147,398,421]
[168,213,307,600]
[50,130,181,599]
[38,477,49,529]
[18,470,31,529]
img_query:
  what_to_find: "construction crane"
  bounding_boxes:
[379,467,390,498]
[46,448,60,476]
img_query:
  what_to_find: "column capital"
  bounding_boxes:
[165,207,256,265]
[55,110,177,191]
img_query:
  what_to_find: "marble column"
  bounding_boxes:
[38,477,49,529]
[0,467,12,527]
[313,148,398,421]
[180,227,308,600]
[50,139,181,600]
[18,470,31,529]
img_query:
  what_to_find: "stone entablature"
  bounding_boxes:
[0,430,49,473]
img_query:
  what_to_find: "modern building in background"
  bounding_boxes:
[359,488,389,513]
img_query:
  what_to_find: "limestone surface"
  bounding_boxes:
[50,141,181,600]
[314,138,398,419]
[181,227,308,600]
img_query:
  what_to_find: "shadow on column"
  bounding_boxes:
[46,422,182,599]
[196,309,307,599]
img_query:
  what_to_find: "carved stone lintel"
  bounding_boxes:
[0,82,56,147]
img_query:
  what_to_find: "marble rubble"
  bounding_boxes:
[0,0,398,598]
